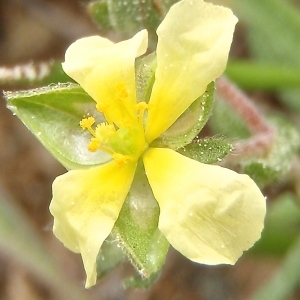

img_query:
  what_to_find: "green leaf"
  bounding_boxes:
[226,60,300,90]
[250,193,300,257]
[250,219,300,300]
[231,0,300,111]
[0,61,71,87]
[5,83,111,170]
[113,161,169,280]
[87,1,113,30]
[0,190,88,300]
[152,81,215,149]
[242,116,300,187]
[177,137,233,164]
[87,0,178,49]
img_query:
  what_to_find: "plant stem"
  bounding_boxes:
[216,76,276,159]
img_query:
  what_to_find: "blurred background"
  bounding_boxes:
[1,0,300,299]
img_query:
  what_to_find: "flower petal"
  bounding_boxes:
[145,0,238,142]
[49,160,136,288]
[62,30,148,127]
[143,148,266,265]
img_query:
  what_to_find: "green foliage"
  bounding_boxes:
[242,116,300,188]
[209,94,251,139]
[226,61,300,90]
[251,194,300,257]
[113,162,169,285]
[5,83,111,170]
[177,137,233,164]
[88,0,178,49]
[135,52,156,103]
[153,82,215,149]
[250,195,300,300]
[0,191,88,300]
[96,234,126,279]
[230,0,300,111]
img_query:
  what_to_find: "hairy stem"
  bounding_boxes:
[216,76,276,160]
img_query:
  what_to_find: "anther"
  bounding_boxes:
[80,116,96,137]
[80,116,95,130]
[136,101,149,129]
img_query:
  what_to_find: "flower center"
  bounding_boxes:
[80,82,149,165]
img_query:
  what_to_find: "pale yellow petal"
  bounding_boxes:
[143,148,266,265]
[145,0,238,142]
[62,30,148,127]
[49,160,136,288]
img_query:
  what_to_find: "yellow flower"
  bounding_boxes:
[50,0,266,288]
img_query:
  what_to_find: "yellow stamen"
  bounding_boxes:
[136,101,149,130]
[96,103,113,125]
[80,116,96,136]
[95,123,115,143]
[88,138,101,152]
[80,116,95,130]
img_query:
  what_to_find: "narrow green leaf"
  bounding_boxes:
[250,233,300,300]
[177,137,233,164]
[153,81,215,149]
[0,191,88,300]
[251,194,300,256]
[226,60,300,90]
[5,83,110,170]
[231,0,300,111]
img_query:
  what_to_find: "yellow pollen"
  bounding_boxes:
[88,138,101,152]
[80,116,96,137]
[95,123,115,143]
[79,94,149,164]
[80,116,95,130]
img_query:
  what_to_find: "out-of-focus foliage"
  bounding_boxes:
[0,190,88,300]
[88,0,178,49]
[230,0,300,111]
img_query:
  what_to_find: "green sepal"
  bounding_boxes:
[96,234,126,280]
[87,1,113,30]
[5,83,111,170]
[242,116,300,188]
[113,161,169,281]
[177,137,233,164]
[123,270,161,289]
[153,81,215,149]
[135,52,156,103]
[87,0,178,49]
[210,93,251,139]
